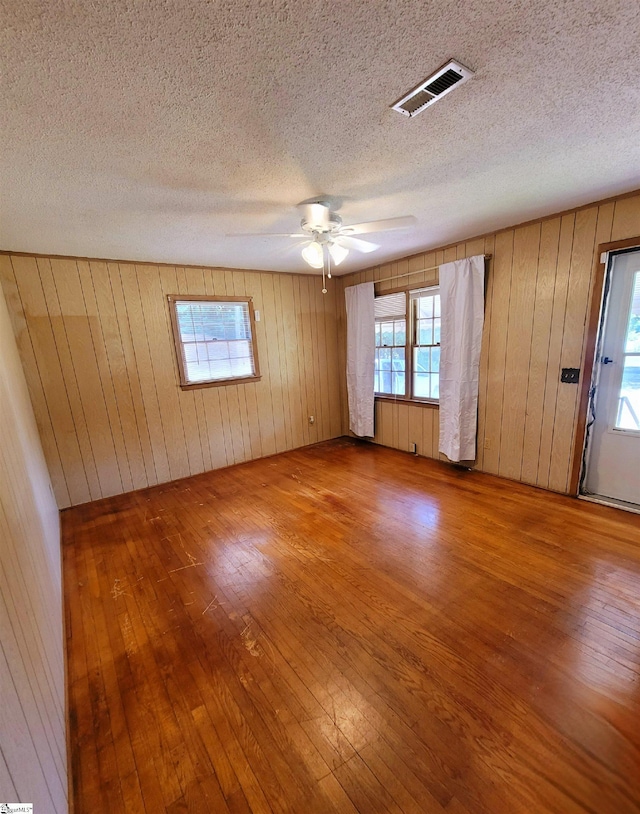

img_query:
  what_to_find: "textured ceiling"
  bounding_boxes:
[1,0,640,275]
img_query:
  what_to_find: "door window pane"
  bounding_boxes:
[616,355,640,431]
[624,272,640,353]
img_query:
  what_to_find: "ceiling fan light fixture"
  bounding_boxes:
[301,241,324,269]
[328,242,348,266]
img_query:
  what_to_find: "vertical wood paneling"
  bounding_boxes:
[119,262,172,485]
[338,190,640,494]
[610,196,640,241]
[520,218,561,485]
[482,229,514,475]
[475,235,496,471]
[2,259,343,507]
[548,208,598,492]
[0,255,71,507]
[107,261,158,486]
[84,260,138,492]
[0,281,67,811]
[15,255,95,505]
[536,214,576,489]
[498,223,541,481]
[260,273,288,454]
[45,258,109,498]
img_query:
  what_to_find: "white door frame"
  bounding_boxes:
[572,236,640,497]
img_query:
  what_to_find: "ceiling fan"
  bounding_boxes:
[230,198,416,292]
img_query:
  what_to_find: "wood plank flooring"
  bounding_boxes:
[62,438,640,813]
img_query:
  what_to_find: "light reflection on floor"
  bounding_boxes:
[569,561,640,699]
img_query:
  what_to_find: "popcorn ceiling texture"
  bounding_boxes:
[1,0,639,273]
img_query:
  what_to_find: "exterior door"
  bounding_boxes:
[585,249,640,505]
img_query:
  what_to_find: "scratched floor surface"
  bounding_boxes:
[63,438,640,813]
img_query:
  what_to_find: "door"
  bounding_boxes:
[585,249,640,505]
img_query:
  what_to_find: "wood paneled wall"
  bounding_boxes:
[0,258,342,508]
[337,192,640,494]
[0,283,67,810]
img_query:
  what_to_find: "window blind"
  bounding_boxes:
[374,291,406,320]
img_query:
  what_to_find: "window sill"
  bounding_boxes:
[179,375,262,391]
[375,395,439,408]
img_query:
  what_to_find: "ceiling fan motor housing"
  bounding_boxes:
[301,212,342,235]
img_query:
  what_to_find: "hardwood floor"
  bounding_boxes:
[62,438,640,813]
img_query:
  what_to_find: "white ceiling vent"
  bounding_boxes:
[392,60,474,118]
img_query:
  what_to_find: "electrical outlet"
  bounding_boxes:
[484,438,491,450]
[308,415,315,425]
[561,368,580,384]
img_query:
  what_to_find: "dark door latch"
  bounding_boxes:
[602,357,614,364]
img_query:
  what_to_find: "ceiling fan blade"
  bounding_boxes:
[341,215,416,235]
[338,235,380,253]
[226,232,306,238]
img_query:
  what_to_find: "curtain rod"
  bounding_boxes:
[373,254,492,285]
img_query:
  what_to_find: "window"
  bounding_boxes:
[168,295,260,389]
[374,291,406,396]
[411,288,441,400]
[374,286,440,402]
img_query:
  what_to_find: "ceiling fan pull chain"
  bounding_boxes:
[322,244,327,294]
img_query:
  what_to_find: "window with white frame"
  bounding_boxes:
[168,295,260,389]
[374,291,406,396]
[374,286,440,402]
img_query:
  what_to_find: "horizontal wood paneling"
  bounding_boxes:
[0,258,342,508]
[337,190,640,493]
[0,283,67,811]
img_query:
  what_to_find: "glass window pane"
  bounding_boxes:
[616,355,640,430]
[186,360,213,381]
[414,372,429,398]
[434,295,441,318]
[431,346,440,373]
[379,347,391,369]
[419,296,433,319]
[419,321,432,346]
[392,348,405,371]
[392,372,405,396]
[415,347,430,372]
[430,373,440,400]
[434,318,441,345]
[625,272,640,353]
[375,322,381,346]
[381,371,392,393]
[394,320,406,345]
[381,322,394,346]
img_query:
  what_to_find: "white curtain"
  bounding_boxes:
[438,255,485,462]
[345,282,375,437]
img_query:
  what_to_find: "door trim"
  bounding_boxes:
[569,235,640,495]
